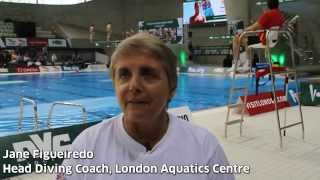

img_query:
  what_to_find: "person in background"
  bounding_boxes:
[129,28,136,36]
[3,51,10,68]
[125,30,130,38]
[42,46,48,65]
[51,53,57,66]
[202,0,214,20]
[59,32,235,180]
[0,51,5,68]
[189,1,205,25]
[187,40,194,61]
[106,22,112,42]
[9,50,17,64]
[23,52,31,66]
[169,28,177,43]
[89,24,95,43]
[232,0,284,63]
[223,45,233,68]
[35,55,43,66]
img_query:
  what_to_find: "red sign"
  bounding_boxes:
[240,90,290,115]
[16,67,40,73]
[27,38,48,47]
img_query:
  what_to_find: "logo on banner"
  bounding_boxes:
[300,81,320,106]
[62,66,79,71]
[168,106,192,122]
[27,38,48,47]
[240,90,290,115]
[187,67,206,74]
[16,67,40,73]
[310,84,320,102]
[39,66,62,72]
[0,121,100,179]
[289,89,297,103]
[5,38,27,47]
[48,39,67,47]
[12,132,71,162]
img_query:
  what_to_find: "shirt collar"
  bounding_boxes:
[116,113,173,154]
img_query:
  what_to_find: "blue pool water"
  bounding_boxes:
[0,71,292,136]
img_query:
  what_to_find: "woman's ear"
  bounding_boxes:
[166,88,176,107]
[169,88,176,100]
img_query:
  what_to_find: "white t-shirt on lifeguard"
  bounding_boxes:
[61,113,235,180]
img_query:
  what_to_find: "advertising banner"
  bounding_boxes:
[186,65,226,74]
[27,38,48,47]
[85,64,107,72]
[138,18,183,44]
[240,90,290,115]
[0,121,100,179]
[142,19,179,29]
[0,68,8,73]
[48,39,67,47]
[300,81,320,106]
[62,66,79,71]
[5,38,27,47]
[187,66,209,74]
[39,66,62,73]
[0,105,192,178]
[16,67,40,73]
[287,88,299,106]
[193,45,230,56]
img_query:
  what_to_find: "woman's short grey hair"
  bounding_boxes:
[110,32,177,94]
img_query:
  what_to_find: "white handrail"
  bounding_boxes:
[47,101,87,128]
[19,97,39,131]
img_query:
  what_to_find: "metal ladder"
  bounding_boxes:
[265,29,305,148]
[19,97,39,130]
[19,98,87,130]
[225,33,253,138]
[47,101,87,128]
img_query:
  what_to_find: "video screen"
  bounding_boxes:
[183,0,227,25]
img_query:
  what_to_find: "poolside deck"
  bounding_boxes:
[9,105,320,180]
[192,105,320,180]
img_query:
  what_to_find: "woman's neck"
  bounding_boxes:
[123,113,169,151]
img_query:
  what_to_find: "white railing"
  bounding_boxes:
[47,101,87,128]
[19,97,39,130]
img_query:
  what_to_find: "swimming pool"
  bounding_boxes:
[0,71,290,136]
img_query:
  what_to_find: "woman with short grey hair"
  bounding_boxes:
[60,32,234,180]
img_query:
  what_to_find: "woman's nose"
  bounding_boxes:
[128,74,142,92]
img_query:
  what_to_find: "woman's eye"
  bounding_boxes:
[117,70,130,80]
[141,68,158,79]
[119,73,129,79]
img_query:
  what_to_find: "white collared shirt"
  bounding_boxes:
[61,113,235,180]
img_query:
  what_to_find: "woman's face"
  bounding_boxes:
[113,55,171,122]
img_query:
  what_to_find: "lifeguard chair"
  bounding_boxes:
[225,16,305,148]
